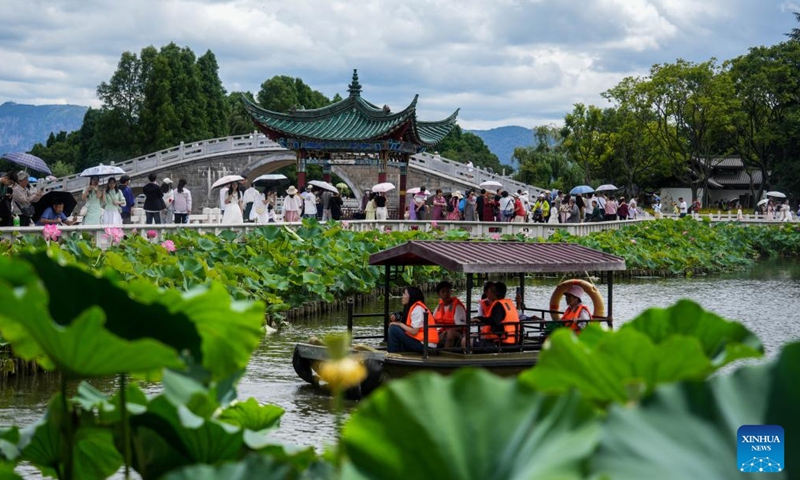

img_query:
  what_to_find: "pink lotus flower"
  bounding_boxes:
[682,231,688,235]
[431,221,438,228]
[491,233,501,240]
[631,239,637,244]
[341,221,350,229]
[161,240,176,252]
[103,227,124,245]
[147,230,158,238]
[43,224,62,242]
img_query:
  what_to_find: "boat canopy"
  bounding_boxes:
[368,240,626,274]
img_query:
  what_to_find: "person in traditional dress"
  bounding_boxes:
[102,177,125,226]
[282,186,303,222]
[432,189,447,220]
[447,191,463,220]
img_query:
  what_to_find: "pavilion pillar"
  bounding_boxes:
[378,150,387,183]
[296,150,306,189]
[323,157,332,183]
[399,154,409,219]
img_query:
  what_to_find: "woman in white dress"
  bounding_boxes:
[102,177,125,225]
[221,182,244,224]
[161,178,174,223]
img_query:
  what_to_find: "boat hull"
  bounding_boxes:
[292,342,539,398]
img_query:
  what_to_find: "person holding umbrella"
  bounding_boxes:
[36,200,76,226]
[102,177,126,226]
[9,171,43,226]
[81,175,105,225]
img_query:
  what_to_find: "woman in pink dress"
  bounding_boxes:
[432,189,447,220]
[447,191,463,220]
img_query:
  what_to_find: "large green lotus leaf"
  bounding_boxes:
[161,453,294,480]
[217,398,284,449]
[19,394,123,480]
[341,369,599,480]
[591,342,800,480]
[23,250,205,365]
[129,395,247,478]
[0,259,184,377]
[0,464,22,480]
[623,299,763,367]
[123,281,265,382]
[520,328,713,404]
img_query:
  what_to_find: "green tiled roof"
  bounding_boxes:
[243,70,458,148]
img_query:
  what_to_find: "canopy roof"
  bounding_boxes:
[369,241,627,274]
[243,70,459,148]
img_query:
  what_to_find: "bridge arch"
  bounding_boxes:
[238,151,297,180]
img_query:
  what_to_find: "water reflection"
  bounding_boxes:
[1,261,799,469]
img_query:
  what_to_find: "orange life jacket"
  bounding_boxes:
[480,298,520,344]
[434,297,465,334]
[478,297,491,317]
[562,303,591,332]
[405,301,439,345]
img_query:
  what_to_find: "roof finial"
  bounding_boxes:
[348,69,362,97]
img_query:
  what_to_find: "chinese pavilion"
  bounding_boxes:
[243,70,459,217]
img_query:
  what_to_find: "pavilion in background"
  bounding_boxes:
[243,70,459,217]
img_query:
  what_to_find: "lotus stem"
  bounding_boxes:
[120,374,131,479]
[60,376,73,480]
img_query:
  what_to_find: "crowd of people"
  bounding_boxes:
[386,280,592,353]
[388,187,646,224]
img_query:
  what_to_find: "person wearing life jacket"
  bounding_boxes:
[477,281,494,318]
[432,281,467,349]
[388,286,439,353]
[561,285,592,333]
[470,282,520,349]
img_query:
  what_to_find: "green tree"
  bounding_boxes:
[257,76,333,112]
[228,91,257,135]
[727,41,800,199]
[197,50,229,138]
[642,59,736,202]
[561,103,605,184]
[513,125,582,191]
[601,78,669,196]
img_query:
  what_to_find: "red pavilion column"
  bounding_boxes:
[398,154,409,219]
[296,150,306,189]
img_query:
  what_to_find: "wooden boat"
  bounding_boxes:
[292,240,626,397]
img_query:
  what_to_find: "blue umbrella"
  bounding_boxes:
[570,185,595,195]
[1,152,52,175]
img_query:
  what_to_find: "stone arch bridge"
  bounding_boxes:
[46,133,543,211]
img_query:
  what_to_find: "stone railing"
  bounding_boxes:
[0,219,648,245]
[44,133,285,193]
[410,152,544,195]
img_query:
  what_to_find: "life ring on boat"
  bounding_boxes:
[549,279,605,320]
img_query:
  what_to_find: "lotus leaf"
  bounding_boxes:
[591,342,799,480]
[161,452,295,480]
[342,369,599,480]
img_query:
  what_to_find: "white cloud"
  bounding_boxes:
[0,0,794,129]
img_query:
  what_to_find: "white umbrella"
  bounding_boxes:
[595,184,618,192]
[371,182,395,193]
[757,199,769,207]
[766,191,786,198]
[406,187,422,195]
[308,179,339,194]
[211,174,244,189]
[480,180,503,189]
[79,165,126,177]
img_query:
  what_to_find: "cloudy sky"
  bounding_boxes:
[0,0,796,129]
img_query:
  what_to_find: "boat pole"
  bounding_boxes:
[347,298,354,340]
[423,311,429,359]
[466,273,473,354]
[607,272,614,328]
[384,265,390,343]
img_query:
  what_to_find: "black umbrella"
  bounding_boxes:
[33,191,78,221]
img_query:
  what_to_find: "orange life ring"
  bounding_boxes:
[549,279,606,320]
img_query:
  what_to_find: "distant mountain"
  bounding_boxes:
[467,126,533,167]
[0,101,88,154]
